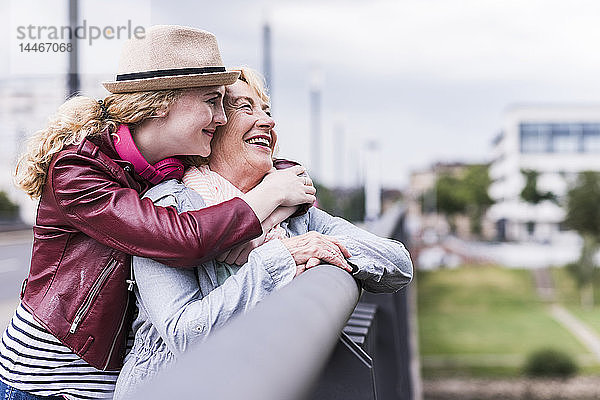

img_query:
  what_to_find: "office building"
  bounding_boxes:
[487,104,600,242]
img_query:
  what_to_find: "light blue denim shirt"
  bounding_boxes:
[114,180,412,399]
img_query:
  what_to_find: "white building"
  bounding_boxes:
[487,104,600,243]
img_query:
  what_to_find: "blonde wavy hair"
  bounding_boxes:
[235,67,270,107]
[15,90,186,199]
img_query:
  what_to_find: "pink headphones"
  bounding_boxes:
[112,124,184,184]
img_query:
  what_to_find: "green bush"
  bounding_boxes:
[524,348,578,377]
[0,191,19,218]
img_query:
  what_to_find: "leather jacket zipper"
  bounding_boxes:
[70,258,118,334]
[103,290,129,370]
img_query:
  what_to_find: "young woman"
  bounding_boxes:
[0,26,315,400]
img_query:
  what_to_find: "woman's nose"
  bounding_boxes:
[257,110,275,129]
[214,106,227,126]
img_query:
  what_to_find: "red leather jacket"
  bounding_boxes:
[21,128,262,371]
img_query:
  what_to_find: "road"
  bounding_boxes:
[0,230,32,331]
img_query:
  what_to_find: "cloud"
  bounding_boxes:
[4,0,600,188]
[271,0,600,83]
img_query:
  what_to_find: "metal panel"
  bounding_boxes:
[310,333,376,400]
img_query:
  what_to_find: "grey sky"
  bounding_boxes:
[3,0,600,187]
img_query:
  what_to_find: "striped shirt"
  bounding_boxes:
[0,303,119,399]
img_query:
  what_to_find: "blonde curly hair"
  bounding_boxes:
[15,90,187,199]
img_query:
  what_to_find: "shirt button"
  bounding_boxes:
[124,166,132,173]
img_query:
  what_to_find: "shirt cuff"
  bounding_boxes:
[252,239,296,288]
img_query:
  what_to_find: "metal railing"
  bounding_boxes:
[362,203,422,400]
[132,264,360,400]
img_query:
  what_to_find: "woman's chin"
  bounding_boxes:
[194,146,211,158]
[258,159,273,174]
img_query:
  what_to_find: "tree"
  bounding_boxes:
[314,183,338,215]
[0,191,19,219]
[462,164,495,235]
[566,236,597,309]
[564,171,600,308]
[434,164,494,236]
[344,189,365,222]
[520,169,557,204]
[564,171,600,238]
[315,183,365,222]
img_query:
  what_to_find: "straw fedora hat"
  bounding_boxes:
[103,25,239,93]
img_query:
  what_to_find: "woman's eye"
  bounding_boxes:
[207,98,218,106]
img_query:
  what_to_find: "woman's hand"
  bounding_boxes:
[261,166,316,207]
[280,231,353,277]
[216,232,267,265]
[241,166,315,224]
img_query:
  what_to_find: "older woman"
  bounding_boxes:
[113,68,413,398]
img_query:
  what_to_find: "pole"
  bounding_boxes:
[334,122,345,188]
[67,0,79,98]
[310,85,321,182]
[364,140,381,221]
[262,21,272,99]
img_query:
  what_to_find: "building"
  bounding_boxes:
[487,104,600,242]
[0,75,109,224]
[0,77,64,224]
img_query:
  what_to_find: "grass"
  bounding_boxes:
[420,365,521,378]
[568,308,600,336]
[552,266,600,337]
[418,265,590,377]
[551,266,581,305]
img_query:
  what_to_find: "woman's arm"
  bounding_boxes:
[299,207,413,293]
[131,181,353,356]
[51,155,261,266]
[50,155,313,266]
[133,239,296,356]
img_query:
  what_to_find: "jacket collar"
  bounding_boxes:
[89,125,150,191]
[90,125,121,161]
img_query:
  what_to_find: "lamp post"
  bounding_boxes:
[67,0,79,98]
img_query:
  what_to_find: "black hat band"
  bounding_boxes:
[116,66,226,81]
